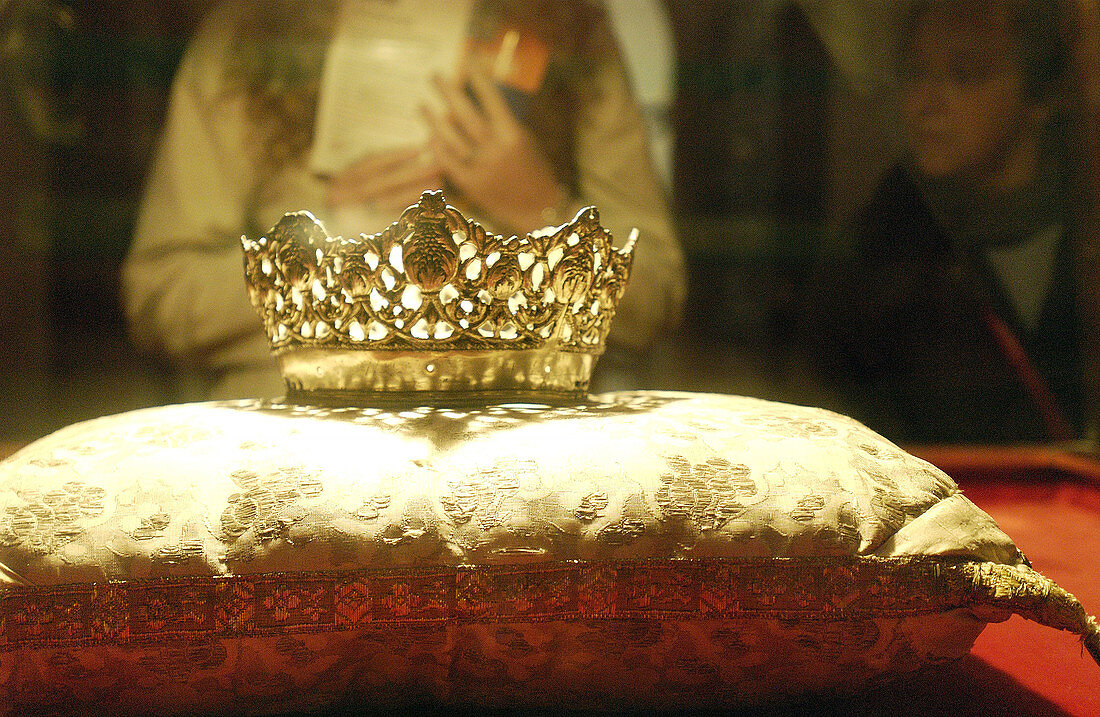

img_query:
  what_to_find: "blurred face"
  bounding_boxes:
[900,6,1037,185]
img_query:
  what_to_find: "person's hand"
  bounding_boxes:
[422,71,564,234]
[326,146,444,217]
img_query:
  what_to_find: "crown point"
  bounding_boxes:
[622,228,640,255]
[576,206,600,229]
[415,190,447,216]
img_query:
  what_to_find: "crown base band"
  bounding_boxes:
[282,386,590,408]
[278,347,596,400]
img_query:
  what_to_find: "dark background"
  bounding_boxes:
[0,0,1080,442]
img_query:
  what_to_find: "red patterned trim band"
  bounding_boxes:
[0,556,983,651]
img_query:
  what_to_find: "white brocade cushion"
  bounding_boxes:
[0,391,1095,713]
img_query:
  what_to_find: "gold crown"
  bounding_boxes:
[241,191,635,402]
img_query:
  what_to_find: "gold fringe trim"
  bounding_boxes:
[963,562,1100,665]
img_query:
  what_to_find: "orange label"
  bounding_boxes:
[465,27,549,93]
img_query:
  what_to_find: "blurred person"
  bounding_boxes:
[806,0,1097,444]
[602,0,675,188]
[122,0,684,400]
[0,0,78,439]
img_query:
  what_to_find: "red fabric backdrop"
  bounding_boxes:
[959,479,1100,717]
[759,449,1100,717]
[857,447,1100,717]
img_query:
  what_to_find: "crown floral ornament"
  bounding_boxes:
[241,191,636,401]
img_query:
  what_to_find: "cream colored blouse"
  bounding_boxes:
[124,2,685,399]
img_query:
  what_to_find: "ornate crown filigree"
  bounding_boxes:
[241,191,635,401]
